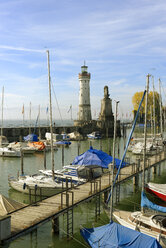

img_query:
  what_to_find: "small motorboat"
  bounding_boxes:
[8,174,63,196]
[87,131,101,139]
[0,147,21,157]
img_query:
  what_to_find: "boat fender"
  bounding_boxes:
[23,183,26,190]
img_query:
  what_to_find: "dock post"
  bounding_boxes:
[100,139,102,150]
[152,165,156,180]
[118,141,120,157]
[158,163,161,176]
[62,145,64,167]
[133,161,139,192]
[104,191,108,203]
[115,184,120,204]
[152,166,156,175]
[44,148,46,170]
[108,138,111,155]
[52,217,59,234]
[133,174,139,187]
[95,193,101,221]
[21,149,24,175]
[77,141,80,155]
[147,159,150,183]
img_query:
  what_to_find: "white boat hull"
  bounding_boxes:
[9,176,64,197]
[113,210,166,243]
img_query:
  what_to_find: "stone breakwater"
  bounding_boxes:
[2,121,121,142]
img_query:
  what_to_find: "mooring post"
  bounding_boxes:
[123,137,126,151]
[52,217,59,234]
[44,148,46,170]
[100,139,102,150]
[136,158,140,172]
[118,141,120,157]
[21,149,24,175]
[152,165,156,180]
[29,187,32,204]
[152,166,156,174]
[104,191,108,203]
[62,145,64,167]
[158,163,161,176]
[108,138,111,155]
[77,141,80,155]
[115,184,120,204]
[147,158,151,182]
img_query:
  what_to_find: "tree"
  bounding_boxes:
[132,91,160,123]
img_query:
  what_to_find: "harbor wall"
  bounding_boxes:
[3,121,121,142]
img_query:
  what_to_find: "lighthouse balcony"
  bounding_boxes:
[79,72,90,79]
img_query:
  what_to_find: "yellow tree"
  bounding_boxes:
[132,91,160,122]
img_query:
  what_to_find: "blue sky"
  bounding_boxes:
[0,0,166,121]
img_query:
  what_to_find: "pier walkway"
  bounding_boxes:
[2,148,166,244]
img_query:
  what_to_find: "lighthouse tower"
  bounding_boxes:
[78,64,92,122]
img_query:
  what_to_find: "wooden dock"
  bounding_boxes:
[2,148,166,244]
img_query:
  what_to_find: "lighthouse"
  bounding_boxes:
[77,64,92,122]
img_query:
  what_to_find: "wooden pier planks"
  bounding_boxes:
[6,150,166,242]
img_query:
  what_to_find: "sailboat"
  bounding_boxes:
[0,87,21,157]
[9,51,65,195]
[80,77,162,247]
[113,75,166,245]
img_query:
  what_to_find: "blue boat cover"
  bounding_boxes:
[72,146,128,169]
[80,221,162,248]
[55,141,71,145]
[141,191,166,213]
[23,134,38,142]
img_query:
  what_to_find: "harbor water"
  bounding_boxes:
[0,127,166,247]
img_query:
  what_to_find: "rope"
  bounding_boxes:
[50,78,64,125]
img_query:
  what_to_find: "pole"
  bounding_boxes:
[38,105,41,140]
[71,105,72,120]
[22,103,25,127]
[110,100,119,222]
[150,106,153,138]
[152,76,156,139]
[21,149,24,175]
[29,102,31,135]
[159,78,163,141]
[1,86,4,139]
[62,145,64,167]
[141,74,150,214]
[44,148,46,170]
[47,50,55,181]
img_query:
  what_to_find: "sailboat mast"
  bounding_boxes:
[152,76,156,139]
[46,50,55,180]
[29,102,31,135]
[141,74,150,214]
[1,86,4,138]
[159,78,163,141]
[22,103,25,127]
[38,104,41,140]
[110,100,119,222]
